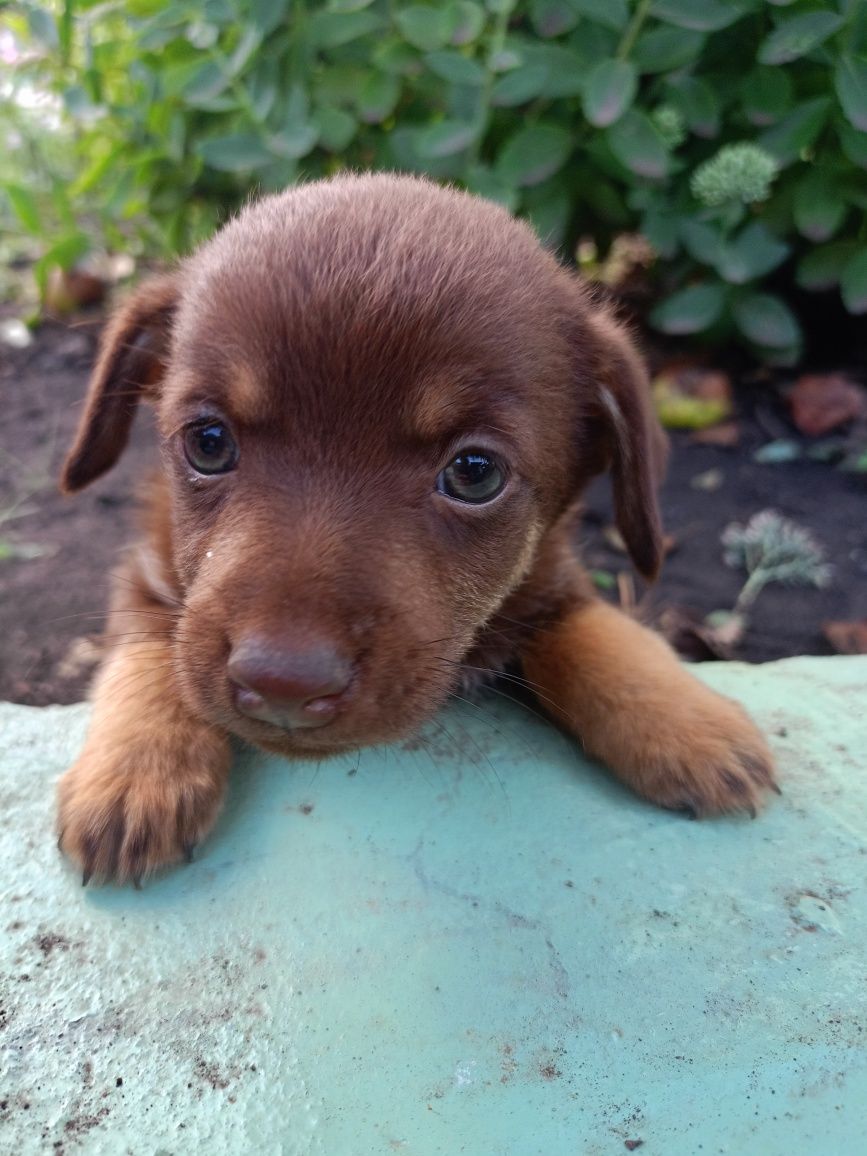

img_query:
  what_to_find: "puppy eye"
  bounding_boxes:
[183,421,238,475]
[437,450,506,504]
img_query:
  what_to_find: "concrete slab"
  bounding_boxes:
[1,655,865,1155]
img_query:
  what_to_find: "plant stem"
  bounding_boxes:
[617,0,653,62]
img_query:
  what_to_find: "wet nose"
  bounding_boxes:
[227,634,353,729]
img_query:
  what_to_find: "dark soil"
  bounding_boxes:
[1,318,865,706]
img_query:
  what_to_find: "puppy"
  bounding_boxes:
[57,174,776,884]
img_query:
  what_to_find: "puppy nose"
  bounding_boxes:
[227,635,353,729]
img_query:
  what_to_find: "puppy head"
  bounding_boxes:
[63,174,664,754]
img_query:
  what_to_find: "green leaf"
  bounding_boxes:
[228,25,263,76]
[451,1,486,45]
[197,133,274,172]
[312,107,358,152]
[26,6,58,49]
[3,185,41,235]
[250,0,292,34]
[732,292,801,348]
[181,60,230,104]
[395,6,456,51]
[268,124,319,160]
[650,283,726,334]
[491,64,549,106]
[424,50,486,86]
[679,218,724,265]
[464,164,519,210]
[666,77,720,138]
[531,47,589,98]
[523,179,572,247]
[796,241,860,290]
[415,119,478,158]
[740,69,792,127]
[793,173,847,242]
[583,60,637,128]
[835,55,867,132]
[841,250,867,314]
[530,0,579,38]
[309,9,384,48]
[758,97,831,166]
[758,11,845,66]
[606,110,669,179]
[357,72,401,122]
[569,0,629,32]
[651,0,741,32]
[641,210,680,259]
[717,222,790,284]
[839,122,867,170]
[495,123,573,187]
[328,0,376,10]
[633,27,706,74]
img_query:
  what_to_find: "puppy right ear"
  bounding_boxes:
[61,273,180,493]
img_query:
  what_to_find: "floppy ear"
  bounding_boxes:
[580,303,669,581]
[61,273,180,493]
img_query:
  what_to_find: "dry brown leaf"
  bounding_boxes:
[689,420,741,447]
[789,374,865,437]
[822,620,867,655]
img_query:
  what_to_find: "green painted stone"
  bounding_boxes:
[1,656,865,1154]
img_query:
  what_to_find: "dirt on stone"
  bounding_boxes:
[1,316,865,706]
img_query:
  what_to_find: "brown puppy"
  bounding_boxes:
[57,174,776,884]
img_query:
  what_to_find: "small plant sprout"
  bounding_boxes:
[722,510,832,612]
[703,511,832,652]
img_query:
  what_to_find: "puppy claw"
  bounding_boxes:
[57,739,229,886]
[82,868,92,887]
[183,841,197,865]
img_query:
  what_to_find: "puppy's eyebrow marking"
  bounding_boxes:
[227,363,265,424]
[412,375,521,444]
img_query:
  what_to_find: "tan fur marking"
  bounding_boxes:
[521,600,777,817]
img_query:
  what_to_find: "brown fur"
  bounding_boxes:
[56,174,776,884]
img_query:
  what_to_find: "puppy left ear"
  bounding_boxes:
[61,272,180,493]
[579,303,669,581]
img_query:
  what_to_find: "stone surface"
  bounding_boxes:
[1,656,865,1154]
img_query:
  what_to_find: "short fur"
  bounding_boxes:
[57,174,776,884]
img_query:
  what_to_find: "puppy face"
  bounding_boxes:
[62,175,664,756]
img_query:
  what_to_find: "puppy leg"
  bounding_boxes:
[57,574,230,884]
[521,600,777,816]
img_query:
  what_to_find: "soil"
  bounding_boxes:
[1,316,865,707]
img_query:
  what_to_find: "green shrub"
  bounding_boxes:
[3,0,867,360]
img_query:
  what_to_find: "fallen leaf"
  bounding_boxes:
[657,606,735,661]
[45,266,107,314]
[823,620,867,655]
[690,420,741,447]
[690,467,724,491]
[652,365,733,430]
[789,373,865,437]
[753,439,801,464]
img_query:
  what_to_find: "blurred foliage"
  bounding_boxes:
[2,0,867,359]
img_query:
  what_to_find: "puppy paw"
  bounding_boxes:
[57,732,230,885]
[608,682,778,818]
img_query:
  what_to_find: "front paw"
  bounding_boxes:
[615,683,778,818]
[57,732,230,885]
